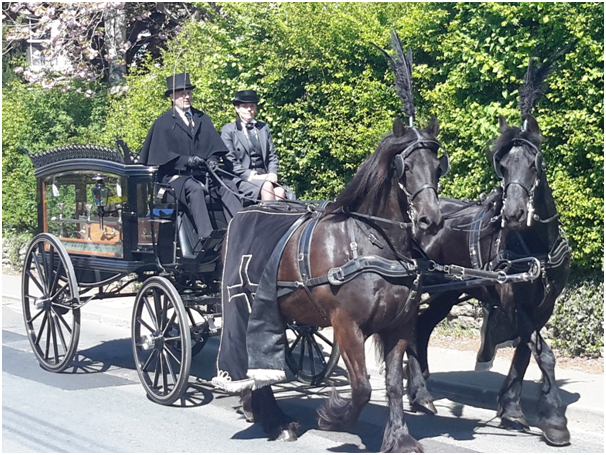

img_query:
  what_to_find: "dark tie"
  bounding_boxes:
[185,111,194,134]
[246,122,259,151]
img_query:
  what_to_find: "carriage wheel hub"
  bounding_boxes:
[35,297,51,311]
[141,331,163,350]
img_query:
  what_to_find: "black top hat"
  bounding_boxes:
[232,90,260,105]
[165,73,196,97]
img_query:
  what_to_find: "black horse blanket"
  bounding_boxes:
[212,201,312,392]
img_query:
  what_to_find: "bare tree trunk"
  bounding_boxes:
[103,7,127,87]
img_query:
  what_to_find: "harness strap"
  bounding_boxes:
[346,210,412,229]
[298,201,330,281]
[291,201,332,321]
[348,218,359,259]
[469,202,497,269]
[354,219,385,249]
[326,255,419,286]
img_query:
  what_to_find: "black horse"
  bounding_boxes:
[406,56,571,446]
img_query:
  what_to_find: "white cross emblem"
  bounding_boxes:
[227,254,259,312]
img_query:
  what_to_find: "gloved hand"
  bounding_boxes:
[186,155,208,170]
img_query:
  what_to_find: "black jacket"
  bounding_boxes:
[139,107,228,179]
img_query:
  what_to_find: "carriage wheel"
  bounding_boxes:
[22,233,81,372]
[285,323,340,385]
[132,276,192,405]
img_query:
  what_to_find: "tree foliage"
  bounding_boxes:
[2,80,109,231]
[3,2,603,272]
[2,2,206,85]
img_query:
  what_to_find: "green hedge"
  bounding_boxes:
[552,272,604,358]
[100,1,603,270]
[2,80,110,232]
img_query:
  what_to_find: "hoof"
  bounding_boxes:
[540,424,570,446]
[238,406,254,423]
[317,415,345,432]
[411,398,437,415]
[500,416,530,432]
[275,428,298,442]
[474,359,494,372]
[380,434,424,453]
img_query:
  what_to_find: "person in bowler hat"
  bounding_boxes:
[139,73,242,241]
[221,90,287,201]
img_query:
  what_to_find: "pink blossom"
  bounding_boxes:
[14,67,24,74]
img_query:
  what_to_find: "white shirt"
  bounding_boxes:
[173,106,194,128]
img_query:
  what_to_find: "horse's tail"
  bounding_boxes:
[370,334,385,372]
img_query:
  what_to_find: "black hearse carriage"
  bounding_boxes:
[21,143,339,405]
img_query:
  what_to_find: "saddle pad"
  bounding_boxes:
[212,201,313,392]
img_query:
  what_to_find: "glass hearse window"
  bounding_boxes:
[136,181,154,248]
[43,171,127,258]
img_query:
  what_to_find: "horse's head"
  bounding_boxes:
[492,115,544,230]
[390,116,448,234]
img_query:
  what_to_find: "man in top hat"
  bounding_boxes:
[139,73,242,241]
[221,90,287,201]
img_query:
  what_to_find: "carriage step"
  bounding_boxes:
[178,229,226,261]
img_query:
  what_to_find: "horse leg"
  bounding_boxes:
[240,388,254,422]
[405,292,460,415]
[381,335,423,453]
[529,332,570,446]
[415,292,459,376]
[317,320,371,431]
[497,338,531,431]
[245,385,299,441]
[476,301,515,369]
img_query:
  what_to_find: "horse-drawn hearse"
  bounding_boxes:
[21,140,343,405]
[20,31,571,451]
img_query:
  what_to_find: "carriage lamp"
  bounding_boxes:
[92,174,108,207]
[92,174,108,228]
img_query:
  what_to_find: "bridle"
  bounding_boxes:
[392,127,449,232]
[494,136,545,227]
[394,128,450,201]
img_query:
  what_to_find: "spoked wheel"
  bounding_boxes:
[132,276,192,405]
[22,233,81,372]
[285,323,340,385]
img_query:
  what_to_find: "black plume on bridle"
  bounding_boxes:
[372,29,415,124]
[519,45,570,124]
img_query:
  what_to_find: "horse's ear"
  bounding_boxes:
[425,116,439,137]
[524,114,541,134]
[498,115,509,133]
[393,117,407,137]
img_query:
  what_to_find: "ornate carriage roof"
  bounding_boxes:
[27,144,130,169]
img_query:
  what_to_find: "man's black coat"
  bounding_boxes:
[138,106,241,236]
[139,107,228,176]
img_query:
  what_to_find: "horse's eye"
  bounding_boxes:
[404,163,410,172]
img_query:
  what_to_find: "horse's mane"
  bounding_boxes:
[324,131,411,217]
[489,125,542,162]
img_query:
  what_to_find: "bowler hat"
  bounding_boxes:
[165,73,195,97]
[232,89,260,105]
